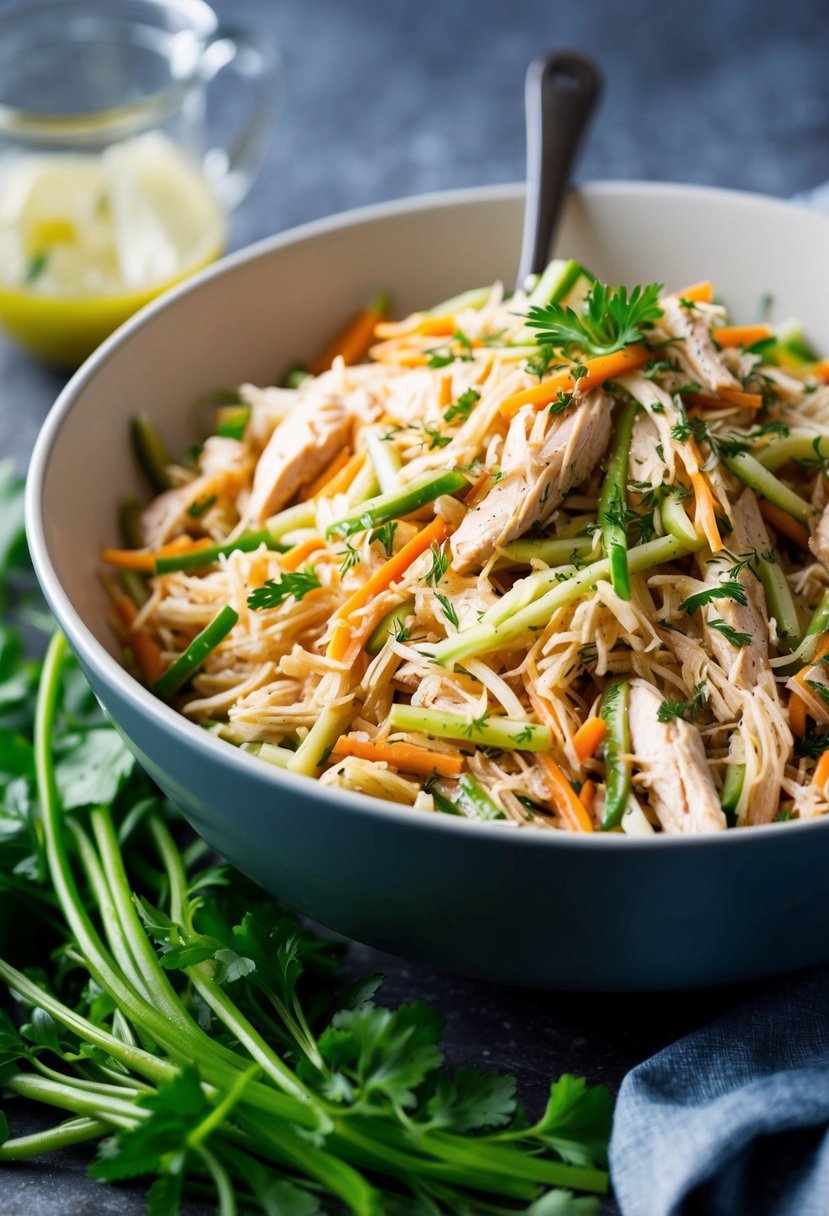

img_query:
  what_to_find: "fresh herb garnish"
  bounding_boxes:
[526,281,663,357]
[420,422,452,449]
[337,541,361,577]
[23,250,49,284]
[444,388,480,425]
[426,543,449,587]
[708,618,751,648]
[657,679,708,723]
[435,593,459,628]
[247,567,321,610]
[369,521,398,556]
[186,494,217,519]
[679,581,749,615]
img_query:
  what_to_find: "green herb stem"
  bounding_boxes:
[0,1117,110,1161]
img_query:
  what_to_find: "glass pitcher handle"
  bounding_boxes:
[199,26,281,211]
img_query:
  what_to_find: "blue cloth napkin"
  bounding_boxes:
[609,965,829,1216]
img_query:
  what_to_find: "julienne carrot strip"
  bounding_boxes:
[312,451,366,500]
[813,749,829,789]
[537,753,595,833]
[113,595,165,685]
[330,735,463,778]
[789,692,807,736]
[758,499,811,551]
[305,449,353,498]
[687,388,764,412]
[374,313,455,340]
[327,516,450,663]
[101,535,208,572]
[812,359,829,384]
[572,716,607,764]
[280,538,325,572]
[675,280,713,303]
[438,375,453,408]
[579,779,596,813]
[689,471,723,552]
[309,292,390,375]
[499,344,650,420]
[713,324,773,349]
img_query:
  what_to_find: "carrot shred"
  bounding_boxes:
[813,749,829,789]
[438,375,453,408]
[688,388,764,412]
[280,538,325,571]
[374,314,455,340]
[305,449,353,498]
[114,595,164,684]
[309,300,389,375]
[713,324,773,349]
[579,779,596,813]
[101,535,208,572]
[312,451,366,500]
[812,359,829,384]
[331,735,463,778]
[537,753,594,833]
[689,471,723,552]
[572,716,607,764]
[499,345,650,419]
[676,280,713,303]
[327,516,450,663]
[758,500,811,551]
[789,692,807,736]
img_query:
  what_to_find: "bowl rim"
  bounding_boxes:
[26,177,829,852]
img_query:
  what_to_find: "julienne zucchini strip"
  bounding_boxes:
[429,533,705,666]
[388,704,551,752]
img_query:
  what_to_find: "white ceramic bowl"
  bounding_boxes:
[26,182,829,990]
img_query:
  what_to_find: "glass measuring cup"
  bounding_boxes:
[0,0,280,366]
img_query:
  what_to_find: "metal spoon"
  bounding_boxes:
[515,51,602,290]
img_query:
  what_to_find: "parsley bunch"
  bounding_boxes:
[526,282,663,358]
[0,470,612,1214]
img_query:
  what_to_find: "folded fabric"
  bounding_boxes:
[609,964,829,1216]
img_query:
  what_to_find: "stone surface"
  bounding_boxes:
[2,0,828,1211]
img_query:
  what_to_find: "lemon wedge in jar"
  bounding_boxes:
[0,132,224,367]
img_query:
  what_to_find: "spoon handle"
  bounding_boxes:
[516,51,602,290]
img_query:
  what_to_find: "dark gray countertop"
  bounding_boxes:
[2,0,829,1212]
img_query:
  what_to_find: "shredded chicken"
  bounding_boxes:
[628,680,726,834]
[450,390,612,573]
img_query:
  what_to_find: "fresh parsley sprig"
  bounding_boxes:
[679,581,749,615]
[526,281,664,357]
[247,567,321,610]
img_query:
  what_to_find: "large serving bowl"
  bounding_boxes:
[26,182,829,990]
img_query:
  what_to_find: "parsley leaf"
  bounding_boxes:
[657,680,708,723]
[247,568,321,611]
[526,282,663,357]
[444,388,480,424]
[679,581,749,615]
[708,618,751,648]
